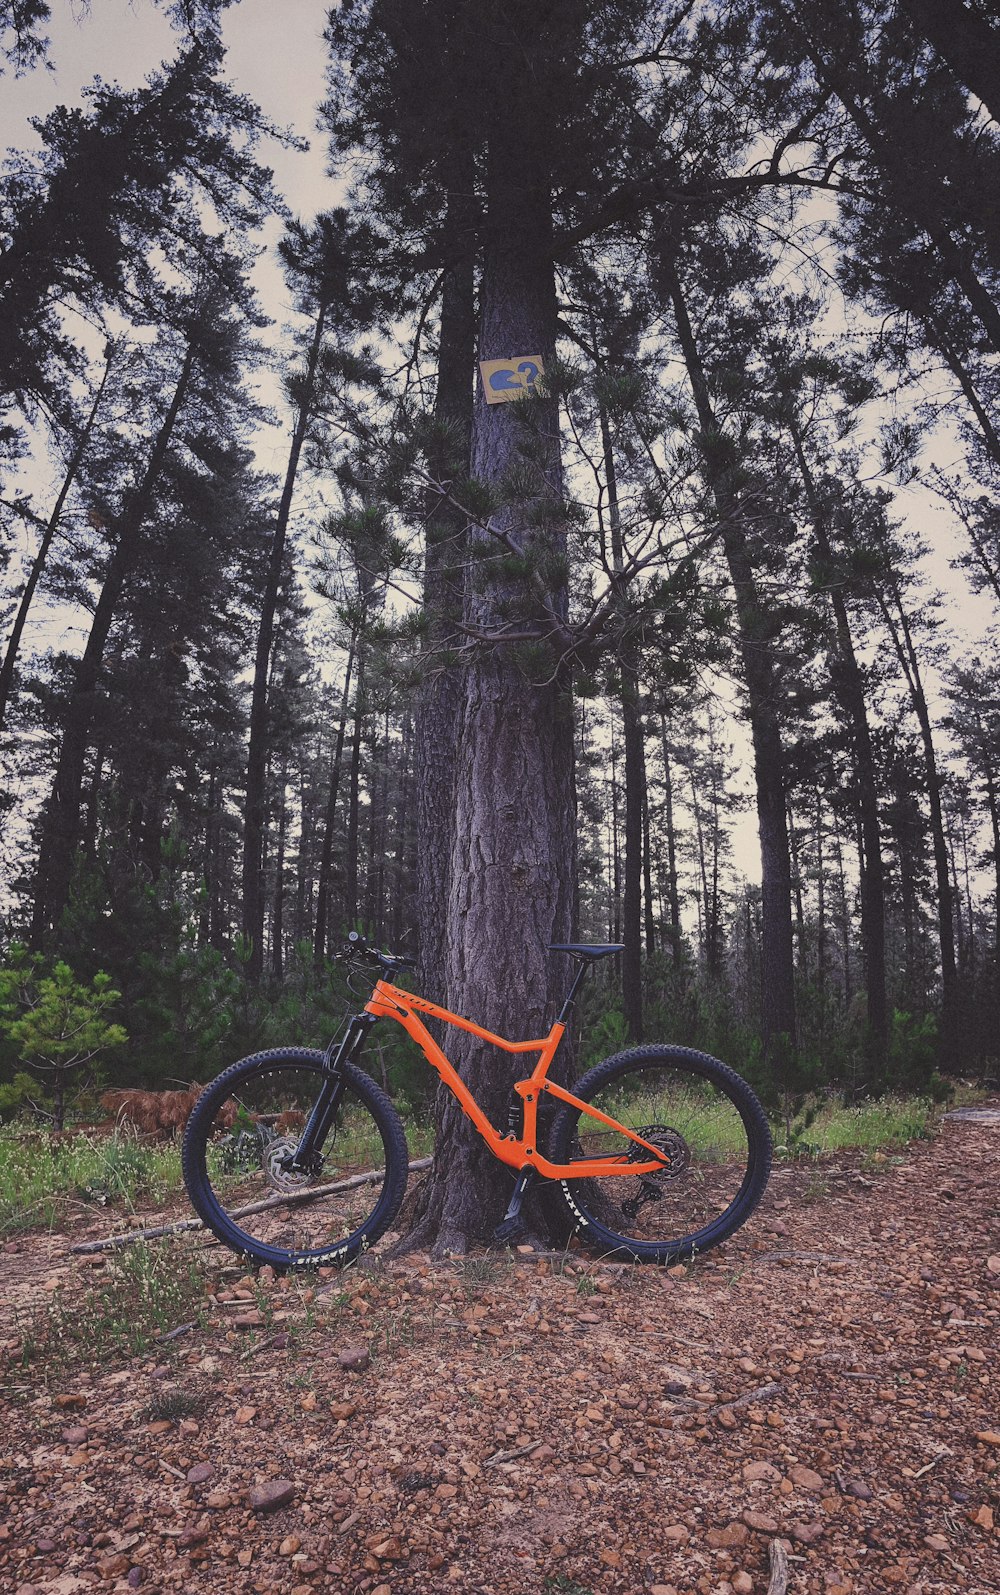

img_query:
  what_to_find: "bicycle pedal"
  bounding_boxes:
[492,1216,526,1245]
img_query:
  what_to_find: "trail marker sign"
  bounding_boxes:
[479,355,545,404]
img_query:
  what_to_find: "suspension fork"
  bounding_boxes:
[288,1013,378,1172]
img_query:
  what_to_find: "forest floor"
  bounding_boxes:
[1,1111,999,1595]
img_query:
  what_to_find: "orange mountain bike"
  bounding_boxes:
[182,932,772,1270]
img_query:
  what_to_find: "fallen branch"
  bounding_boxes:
[155,1320,197,1343]
[767,1537,790,1595]
[69,1157,433,1254]
[718,1380,783,1414]
[484,1440,544,1468]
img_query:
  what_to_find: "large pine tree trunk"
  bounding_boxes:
[402,5,576,1255]
[414,173,476,1005]
[313,636,357,964]
[31,342,195,944]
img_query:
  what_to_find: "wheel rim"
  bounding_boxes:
[192,1061,395,1262]
[558,1060,758,1255]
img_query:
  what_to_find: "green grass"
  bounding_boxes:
[0,1125,183,1235]
[13,1241,206,1366]
[774,1094,937,1158]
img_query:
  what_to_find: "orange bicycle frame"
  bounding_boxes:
[365,979,668,1180]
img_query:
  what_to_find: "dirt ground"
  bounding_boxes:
[1,1111,998,1595]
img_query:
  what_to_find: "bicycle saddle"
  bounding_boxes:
[548,942,625,961]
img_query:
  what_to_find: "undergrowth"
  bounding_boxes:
[0,1126,182,1235]
[13,1241,205,1366]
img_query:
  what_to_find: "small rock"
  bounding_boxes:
[972,1504,995,1530]
[790,1464,824,1492]
[35,1539,57,1554]
[338,1346,370,1372]
[248,1479,296,1513]
[923,1533,950,1552]
[61,1426,88,1445]
[790,1520,824,1545]
[186,1463,214,1485]
[127,1570,143,1588]
[743,1510,779,1534]
[662,1524,690,1545]
[743,1461,782,1483]
[234,1406,257,1425]
[330,1402,357,1421]
[975,1431,1000,1448]
[846,1479,873,1500]
[733,1574,754,1595]
[279,1535,302,1556]
[706,1523,748,1549]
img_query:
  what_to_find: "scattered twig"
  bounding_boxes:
[69,1157,434,1254]
[484,1440,544,1468]
[718,1381,783,1414]
[767,1536,790,1595]
[155,1321,196,1344]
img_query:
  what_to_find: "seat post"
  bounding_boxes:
[556,958,589,1027]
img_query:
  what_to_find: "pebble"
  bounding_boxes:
[248,1479,297,1512]
[338,1346,371,1372]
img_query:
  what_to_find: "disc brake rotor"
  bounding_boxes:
[262,1135,316,1193]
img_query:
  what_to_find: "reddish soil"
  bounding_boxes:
[1,1113,999,1595]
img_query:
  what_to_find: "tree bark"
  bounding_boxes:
[403,5,576,1254]
[414,171,476,1006]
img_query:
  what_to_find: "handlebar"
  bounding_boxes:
[337,931,416,974]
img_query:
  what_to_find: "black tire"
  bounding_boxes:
[182,1049,409,1270]
[546,1045,772,1264]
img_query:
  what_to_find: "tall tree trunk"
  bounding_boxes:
[598,381,644,1039]
[404,5,576,1255]
[314,635,357,965]
[415,169,476,1006]
[271,752,288,981]
[877,584,960,1064]
[659,714,683,964]
[664,256,797,1065]
[243,302,327,981]
[31,340,196,944]
[345,651,366,933]
[791,427,888,1065]
[0,346,115,735]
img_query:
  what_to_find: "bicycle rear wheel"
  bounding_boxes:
[182,1049,408,1270]
[546,1045,771,1263]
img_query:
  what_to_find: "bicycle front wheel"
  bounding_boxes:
[546,1045,771,1264]
[182,1049,409,1270]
